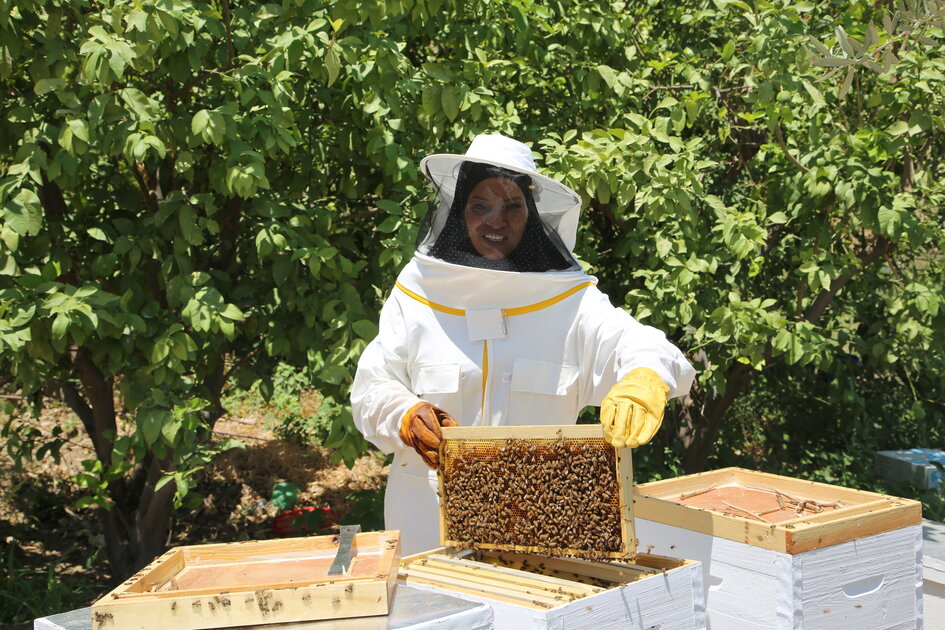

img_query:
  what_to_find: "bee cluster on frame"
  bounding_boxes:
[440,437,623,554]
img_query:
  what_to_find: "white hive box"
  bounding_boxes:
[633,467,923,630]
[875,448,945,490]
[399,548,706,630]
[924,519,945,624]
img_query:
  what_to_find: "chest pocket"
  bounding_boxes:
[411,363,463,416]
[508,359,580,424]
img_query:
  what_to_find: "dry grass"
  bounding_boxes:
[0,398,388,623]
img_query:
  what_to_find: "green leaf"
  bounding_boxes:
[324,47,340,86]
[877,206,899,235]
[510,4,528,31]
[352,319,378,340]
[191,109,210,136]
[271,480,300,511]
[885,121,909,136]
[422,62,454,82]
[5,189,43,236]
[441,86,460,122]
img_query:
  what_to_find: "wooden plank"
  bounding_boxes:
[446,539,630,560]
[785,500,922,553]
[92,531,401,629]
[399,567,564,608]
[440,424,604,440]
[181,534,358,564]
[477,550,655,584]
[634,468,923,554]
[399,562,585,601]
[733,469,893,505]
[779,498,891,525]
[420,558,597,599]
[634,468,739,499]
[424,554,603,595]
[633,493,790,552]
[118,548,185,594]
[615,446,636,557]
[92,580,391,629]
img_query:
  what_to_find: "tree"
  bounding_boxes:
[1,0,942,581]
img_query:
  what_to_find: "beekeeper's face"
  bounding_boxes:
[464,177,528,260]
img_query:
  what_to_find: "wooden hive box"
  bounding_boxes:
[438,424,635,559]
[90,530,401,630]
[399,547,706,629]
[633,467,924,630]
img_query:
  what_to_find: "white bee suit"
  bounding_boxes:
[351,252,696,555]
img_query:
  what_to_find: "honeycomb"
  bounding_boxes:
[439,436,626,558]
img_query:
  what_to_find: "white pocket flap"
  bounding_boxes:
[510,359,578,396]
[413,363,461,394]
[466,307,506,341]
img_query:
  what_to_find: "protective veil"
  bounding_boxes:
[351,135,696,554]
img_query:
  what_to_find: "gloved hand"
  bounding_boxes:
[600,367,670,448]
[399,401,458,468]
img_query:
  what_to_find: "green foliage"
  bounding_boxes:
[1,0,943,574]
[270,480,301,512]
[0,541,100,624]
[341,487,385,532]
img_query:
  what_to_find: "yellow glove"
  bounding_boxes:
[399,401,458,468]
[600,367,670,448]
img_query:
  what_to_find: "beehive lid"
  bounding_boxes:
[90,531,401,629]
[634,467,922,554]
[437,425,635,559]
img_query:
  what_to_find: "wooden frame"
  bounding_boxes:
[90,531,401,629]
[438,424,635,559]
[634,467,922,554]
[398,547,705,629]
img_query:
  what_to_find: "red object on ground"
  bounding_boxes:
[272,506,337,536]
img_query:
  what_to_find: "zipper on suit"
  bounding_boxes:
[481,340,489,420]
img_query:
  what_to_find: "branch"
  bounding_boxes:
[167,63,239,104]
[802,235,894,324]
[774,119,810,173]
[60,349,116,467]
[646,84,695,97]
[130,160,160,215]
[211,197,243,271]
[592,199,629,235]
[221,0,235,65]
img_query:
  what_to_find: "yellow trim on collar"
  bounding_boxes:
[394,281,595,318]
[394,282,466,315]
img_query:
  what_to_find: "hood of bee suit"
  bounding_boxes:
[397,252,598,333]
[416,134,583,270]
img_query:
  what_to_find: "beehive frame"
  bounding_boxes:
[89,531,401,629]
[398,547,706,629]
[437,425,635,559]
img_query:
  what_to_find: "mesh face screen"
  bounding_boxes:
[440,437,625,557]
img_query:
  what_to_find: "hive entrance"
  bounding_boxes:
[439,426,632,559]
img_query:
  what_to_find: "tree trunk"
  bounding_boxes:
[677,362,755,473]
[63,351,181,579]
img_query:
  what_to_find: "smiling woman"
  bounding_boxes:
[464,178,528,260]
[351,134,695,555]
[425,158,576,273]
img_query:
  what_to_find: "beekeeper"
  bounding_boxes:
[351,134,695,554]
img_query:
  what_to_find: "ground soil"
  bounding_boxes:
[0,397,389,627]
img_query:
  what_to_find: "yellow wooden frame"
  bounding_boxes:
[438,424,635,559]
[399,547,694,610]
[90,531,401,629]
[634,467,922,554]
